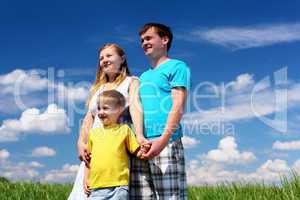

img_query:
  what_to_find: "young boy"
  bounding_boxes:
[84,90,149,199]
[130,23,190,199]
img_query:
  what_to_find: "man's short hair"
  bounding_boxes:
[139,23,173,51]
[97,90,126,108]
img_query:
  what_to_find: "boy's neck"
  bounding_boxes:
[150,54,170,69]
[103,122,119,128]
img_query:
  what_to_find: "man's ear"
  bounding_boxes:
[162,36,169,46]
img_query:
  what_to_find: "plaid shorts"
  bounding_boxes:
[129,138,187,200]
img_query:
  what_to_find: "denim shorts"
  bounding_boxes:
[88,185,128,200]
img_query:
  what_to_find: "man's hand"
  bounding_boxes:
[77,142,91,168]
[142,136,169,159]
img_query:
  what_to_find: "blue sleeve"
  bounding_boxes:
[169,62,190,90]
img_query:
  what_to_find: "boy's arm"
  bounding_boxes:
[125,125,151,158]
[143,87,187,158]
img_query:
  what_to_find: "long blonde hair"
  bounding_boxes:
[86,43,130,107]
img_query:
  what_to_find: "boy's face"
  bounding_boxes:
[97,101,123,126]
[140,27,169,57]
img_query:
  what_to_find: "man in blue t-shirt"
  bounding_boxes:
[130,23,190,200]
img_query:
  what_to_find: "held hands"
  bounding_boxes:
[137,141,152,159]
[136,136,152,159]
[142,135,169,159]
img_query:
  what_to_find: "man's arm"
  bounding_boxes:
[143,87,187,158]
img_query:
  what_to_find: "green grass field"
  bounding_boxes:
[0,174,299,200]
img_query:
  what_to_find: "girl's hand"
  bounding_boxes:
[78,142,91,168]
[83,178,91,196]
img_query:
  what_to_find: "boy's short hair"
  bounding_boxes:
[139,23,173,51]
[97,90,125,108]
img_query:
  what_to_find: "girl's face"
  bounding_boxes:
[99,46,125,76]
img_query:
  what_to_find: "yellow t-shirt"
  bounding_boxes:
[87,124,139,189]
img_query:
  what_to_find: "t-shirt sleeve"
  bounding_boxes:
[125,125,140,154]
[169,62,191,90]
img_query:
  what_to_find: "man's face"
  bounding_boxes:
[97,101,123,126]
[140,27,168,57]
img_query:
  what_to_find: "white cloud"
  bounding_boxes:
[29,161,44,168]
[56,84,89,102]
[183,72,299,134]
[0,69,49,94]
[0,124,19,142]
[268,151,289,159]
[258,159,290,173]
[31,146,56,157]
[188,23,300,50]
[182,136,200,149]
[0,94,48,115]
[0,160,43,181]
[203,73,255,94]
[0,157,76,182]
[245,159,291,183]
[119,35,135,43]
[0,150,44,181]
[0,104,70,142]
[186,158,296,185]
[273,140,300,150]
[288,83,300,104]
[0,69,90,115]
[230,74,255,91]
[0,149,10,159]
[41,164,79,183]
[292,159,300,174]
[202,136,256,165]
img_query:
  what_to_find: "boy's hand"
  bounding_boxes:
[138,141,152,159]
[141,143,151,153]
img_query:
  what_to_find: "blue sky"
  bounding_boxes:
[0,0,300,184]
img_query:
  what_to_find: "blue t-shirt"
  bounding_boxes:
[139,59,190,141]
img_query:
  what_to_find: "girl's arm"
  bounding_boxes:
[77,111,94,166]
[83,165,91,196]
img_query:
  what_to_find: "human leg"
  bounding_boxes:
[129,156,156,200]
[149,138,187,200]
